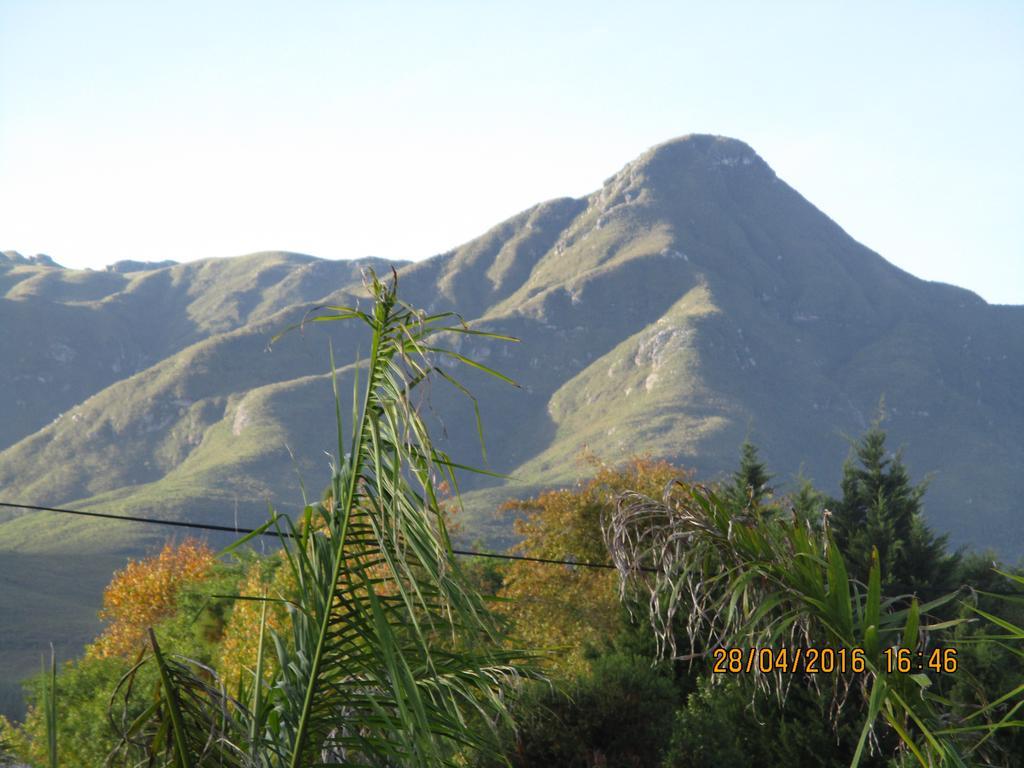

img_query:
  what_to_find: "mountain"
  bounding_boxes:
[1,135,1022,716]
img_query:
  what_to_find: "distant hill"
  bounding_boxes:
[1,134,1022,717]
[0,251,400,452]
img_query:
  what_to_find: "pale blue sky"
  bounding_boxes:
[2,1,1021,303]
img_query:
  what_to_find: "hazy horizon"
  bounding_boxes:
[2,2,1022,304]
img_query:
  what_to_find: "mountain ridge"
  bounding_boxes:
[1,133,1021,716]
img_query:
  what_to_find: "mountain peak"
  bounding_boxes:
[636,133,769,177]
[647,132,755,158]
[596,134,774,211]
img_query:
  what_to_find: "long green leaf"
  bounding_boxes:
[148,629,193,768]
[43,645,56,768]
[851,674,886,768]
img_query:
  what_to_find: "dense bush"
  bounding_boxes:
[478,653,677,768]
[665,678,880,768]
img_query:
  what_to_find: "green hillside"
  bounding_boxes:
[1,134,1022,717]
[0,251,400,452]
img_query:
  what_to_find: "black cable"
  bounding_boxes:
[0,501,284,537]
[4,501,1015,588]
[0,500,623,570]
[449,548,620,570]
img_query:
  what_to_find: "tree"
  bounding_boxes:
[499,457,691,676]
[829,426,957,598]
[90,539,215,659]
[789,473,827,524]
[725,440,773,510]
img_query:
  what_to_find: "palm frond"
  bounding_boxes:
[116,268,533,767]
[108,633,249,767]
[604,481,1022,766]
[269,269,530,767]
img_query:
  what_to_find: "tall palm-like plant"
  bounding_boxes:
[604,482,1023,767]
[113,269,532,767]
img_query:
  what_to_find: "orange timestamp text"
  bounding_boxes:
[711,646,959,675]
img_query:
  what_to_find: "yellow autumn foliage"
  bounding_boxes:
[216,553,294,686]
[498,457,692,676]
[90,539,215,659]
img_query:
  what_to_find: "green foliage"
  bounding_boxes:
[663,678,757,768]
[0,724,16,767]
[944,556,1024,764]
[664,678,862,768]
[830,426,959,599]
[476,654,678,768]
[4,274,535,766]
[41,651,55,768]
[5,555,246,766]
[484,443,1024,768]
[14,655,140,767]
[790,474,827,523]
[498,458,687,676]
[71,658,153,764]
[725,439,774,509]
[605,479,1024,766]
[2,176,1024,764]
[458,544,510,598]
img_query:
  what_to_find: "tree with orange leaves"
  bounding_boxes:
[498,457,692,675]
[90,539,215,659]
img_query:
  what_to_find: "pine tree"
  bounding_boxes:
[726,440,773,510]
[829,426,958,599]
[790,475,826,524]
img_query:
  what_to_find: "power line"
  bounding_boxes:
[0,501,269,536]
[5,501,1017,590]
[0,500,623,571]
